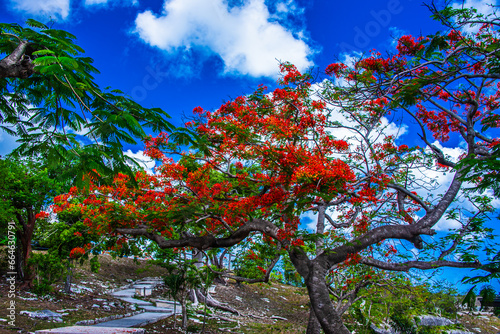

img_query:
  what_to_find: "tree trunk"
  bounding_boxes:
[306,307,321,334]
[193,288,239,314]
[16,212,36,286]
[289,247,351,334]
[64,260,72,294]
[15,238,25,281]
[181,296,188,329]
[316,205,326,255]
[305,263,351,334]
[173,300,177,329]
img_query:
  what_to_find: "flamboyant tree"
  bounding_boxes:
[54,6,500,333]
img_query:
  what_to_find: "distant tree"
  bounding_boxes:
[0,157,63,282]
[53,5,500,334]
[479,285,496,311]
[40,219,99,293]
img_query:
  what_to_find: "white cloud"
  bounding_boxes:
[85,0,108,5]
[452,0,499,33]
[84,0,138,7]
[133,0,314,78]
[453,0,497,16]
[124,149,156,173]
[8,0,70,20]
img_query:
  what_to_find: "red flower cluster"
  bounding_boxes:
[35,211,50,219]
[396,35,424,56]
[69,247,85,259]
[325,63,347,77]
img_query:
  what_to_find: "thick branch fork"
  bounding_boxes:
[0,40,34,78]
[116,218,280,250]
[360,257,486,272]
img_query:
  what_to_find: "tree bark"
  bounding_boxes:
[306,307,321,334]
[16,211,36,285]
[15,238,24,281]
[181,296,188,329]
[0,41,35,79]
[316,205,326,255]
[64,260,72,294]
[192,288,239,314]
[289,247,351,334]
[305,263,351,334]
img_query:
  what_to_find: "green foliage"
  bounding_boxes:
[349,308,376,334]
[0,19,174,186]
[390,313,417,334]
[351,277,459,329]
[232,236,281,280]
[461,286,477,311]
[39,220,96,260]
[0,157,66,278]
[164,272,185,302]
[89,256,100,273]
[479,285,496,310]
[0,157,64,226]
[27,252,64,295]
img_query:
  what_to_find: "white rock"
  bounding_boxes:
[417,315,454,327]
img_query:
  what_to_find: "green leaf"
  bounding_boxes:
[32,49,55,56]
[33,56,58,66]
[25,19,48,30]
[58,57,79,70]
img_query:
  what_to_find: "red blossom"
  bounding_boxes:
[325,63,348,77]
[69,247,85,259]
[396,35,424,56]
[35,211,50,219]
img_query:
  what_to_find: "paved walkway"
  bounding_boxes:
[35,278,177,333]
[93,278,177,328]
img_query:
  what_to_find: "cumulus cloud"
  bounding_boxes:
[133,0,314,78]
[84,0,108,5]
[124,149,156,173]
[84,0,138,7]
[8,0,70,20]
[452,0,499,33]
[453,0,498,16]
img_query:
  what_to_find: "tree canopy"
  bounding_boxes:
[52,5,500,334]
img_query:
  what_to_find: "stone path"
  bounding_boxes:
[35,326,145,334]
[35,278,177,334]
[94,278,177,328]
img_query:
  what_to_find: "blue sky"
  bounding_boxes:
[1,0,499,292]
[0,0,445,153]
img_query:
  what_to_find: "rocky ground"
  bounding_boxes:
[1,254,500,333]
